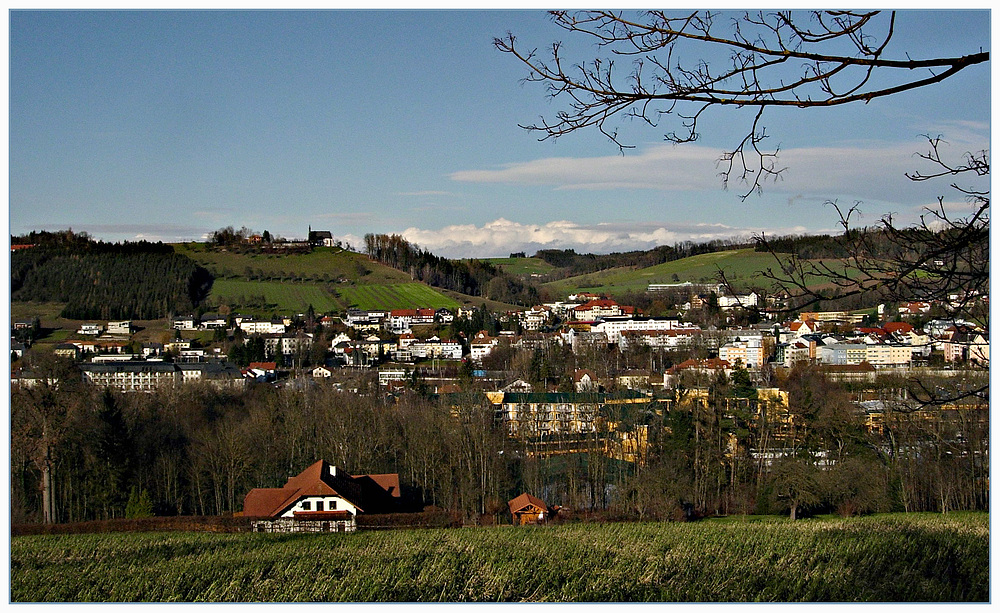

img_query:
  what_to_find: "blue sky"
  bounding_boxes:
[8,9,991,257]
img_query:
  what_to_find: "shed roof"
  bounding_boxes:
[508,492,548,515]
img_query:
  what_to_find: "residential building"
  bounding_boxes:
[172,316,198,331]
[591,316,689,344]
[665,358,733,387]
[80,361,247,392]
[718,337,766,369]
[107,320,133,335]
[78,324,103,336]
[243,460,401,533]
[263,332,314,357]
[239,318,287,335]
[469,331,499,363]
[943,329,989,366]
[573,299,622,321]
[617,328,700,351]
[493,390,649,437]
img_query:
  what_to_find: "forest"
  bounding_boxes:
[11,231,213,320]
[11,352,987,526]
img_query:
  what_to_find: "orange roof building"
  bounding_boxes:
[243,460,400,525]
[508,492,550,525]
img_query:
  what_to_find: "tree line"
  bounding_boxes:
[534,239,752,280]
[363,233,539,306]
[11,233,213,321]
[11,241,212,319]
[12,353,987,526]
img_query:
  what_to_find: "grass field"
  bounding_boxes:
[174,243,411,285]
[335,283,461,311]
[543,249,786,296]
[482,257,559,277]
[209,279,343,314]
[174,244,476,314]
[542,248,863,299]
[11,513,987,602]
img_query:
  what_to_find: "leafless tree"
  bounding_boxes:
[497,10,987,198]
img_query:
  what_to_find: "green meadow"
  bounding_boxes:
[11,513,987,602]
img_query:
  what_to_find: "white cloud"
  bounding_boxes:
[395,190,457,197]
[400,218,815,259]
[450,139,989,205]
[449,146,720,191]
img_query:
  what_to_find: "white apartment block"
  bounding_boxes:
[592,317,691,344]
[718,337,766,369]
[239,319,287,335]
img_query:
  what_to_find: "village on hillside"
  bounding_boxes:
[13,280,988,455]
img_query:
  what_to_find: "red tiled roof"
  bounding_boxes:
[574,299,619,311]
[357,473,401,499]
[883,322,914,334]
[243,460,365,517]
[857,328,887,338]
[249,362,277,371]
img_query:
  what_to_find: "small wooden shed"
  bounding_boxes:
[508,492,549,525]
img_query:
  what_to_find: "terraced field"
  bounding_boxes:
[335,283,460,311]
[175,244,464,314]
[209,279,342,314]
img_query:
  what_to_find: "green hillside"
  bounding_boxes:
[174,243,410,284]
[174,243,484,314]
[482,257,558,277]
[543,249,786,296]
[335,283,460,311]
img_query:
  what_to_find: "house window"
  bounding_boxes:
[327,500,337,511]
[301,501,311,511]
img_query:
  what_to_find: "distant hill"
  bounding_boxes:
[541,248,779,296]
[12,229,865,320]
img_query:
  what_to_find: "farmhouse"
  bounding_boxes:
[242,460,401,533]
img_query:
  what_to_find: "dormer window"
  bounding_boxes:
[301,501,312,511]
[327,500,337,511]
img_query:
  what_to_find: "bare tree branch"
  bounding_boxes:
[496,10,988,198]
